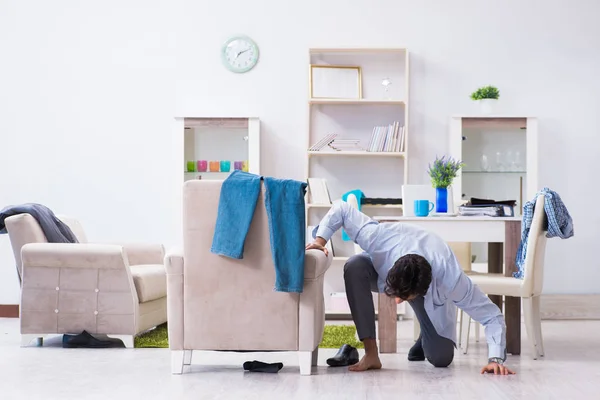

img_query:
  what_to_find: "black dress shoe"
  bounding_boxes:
[326,344,360,367]
[62,330,125,348]
[408,339,425,361]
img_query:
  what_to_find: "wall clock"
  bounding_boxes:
[221,35,259,73]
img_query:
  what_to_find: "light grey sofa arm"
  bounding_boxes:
[21,243,128,269]
[165,247,184,350]
[304,249,333,280]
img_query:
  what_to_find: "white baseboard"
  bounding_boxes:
[541,294,600,320]
[402,294,600,321]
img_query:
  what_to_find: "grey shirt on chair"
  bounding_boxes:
[0,203,78,282]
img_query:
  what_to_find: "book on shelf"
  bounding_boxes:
[308,121,405,153]
[367,122,405,152]
[328,138,363,151]
[307,178,331,204]
[308,133,338,151]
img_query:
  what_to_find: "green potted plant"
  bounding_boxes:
[428,156,465,213]
[471,85,500,114]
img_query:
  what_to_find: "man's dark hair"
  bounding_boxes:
[384,254,432,300]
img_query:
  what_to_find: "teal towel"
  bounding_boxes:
[341,189,365,241]
[210,170,308,293]
[210,171,261,259]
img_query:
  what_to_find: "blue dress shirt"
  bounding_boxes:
[313,201,507,360]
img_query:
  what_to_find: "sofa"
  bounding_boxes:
[166,180,332,375]
[4,213,168,348]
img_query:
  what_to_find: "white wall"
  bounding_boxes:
[1,0,599,303]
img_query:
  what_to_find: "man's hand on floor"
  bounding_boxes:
[305,237,328,256]
[480,362,516,375]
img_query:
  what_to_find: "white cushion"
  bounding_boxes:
[130,264,167,302]
[467,272,523,297]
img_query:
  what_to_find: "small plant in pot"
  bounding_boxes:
[428,156,465,213]
[471,85,500,114]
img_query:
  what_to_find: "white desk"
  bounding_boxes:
[373,215,523,355]
[374,215,520,242]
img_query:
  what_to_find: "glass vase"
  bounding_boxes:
[435,187,448,213]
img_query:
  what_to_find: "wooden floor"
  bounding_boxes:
[1,317,599,399]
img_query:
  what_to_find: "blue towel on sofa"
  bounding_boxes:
[210,171,262,259]
[210,170,308,293]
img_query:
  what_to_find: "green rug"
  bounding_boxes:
[134,323,169,348]
[134,323,363,349]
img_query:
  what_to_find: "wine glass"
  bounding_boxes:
[480,154,489,171]
[506,151,515,171]
[514,151,522,171]
[495,151,505,171]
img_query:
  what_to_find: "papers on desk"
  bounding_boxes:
[458,204,514,217]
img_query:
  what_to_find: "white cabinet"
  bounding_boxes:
[449,116,538,213]
[306,48,411,319]
[449,116,538,263]
[179,117,260,182]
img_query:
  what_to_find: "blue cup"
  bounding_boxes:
[414,200,434,217]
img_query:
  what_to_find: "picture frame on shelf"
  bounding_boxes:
[309,65,362,99]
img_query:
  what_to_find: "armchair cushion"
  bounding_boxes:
[130,265,167,302]
[119,243,165,266]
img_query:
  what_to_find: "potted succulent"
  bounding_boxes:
[428,156,465,213]
[471,85,500,114]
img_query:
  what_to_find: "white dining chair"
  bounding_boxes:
[459,194,548,359]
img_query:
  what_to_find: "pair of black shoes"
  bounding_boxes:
[326,340,425,367]
[62,330,125,348]
[326,344,359,367]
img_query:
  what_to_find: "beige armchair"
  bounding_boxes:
[166,180,332,375]
[4,213,168,348]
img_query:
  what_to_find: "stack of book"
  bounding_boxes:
[328,138,363,151]
[367,122,405,152]
[458,205,507,217]
[458,198,516,217]
[308,133,337,151]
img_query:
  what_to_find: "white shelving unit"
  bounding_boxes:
[181,117,260,182]
[309,99,406,106]
[308,150,407,157]
[449,115,538,263]
[306,203,404,209]
[306,48,410,319]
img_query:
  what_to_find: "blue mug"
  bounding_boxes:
[414,200,434,217]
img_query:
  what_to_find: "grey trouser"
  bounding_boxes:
[344,253,455,368]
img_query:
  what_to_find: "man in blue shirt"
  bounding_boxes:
[307,201,515,375]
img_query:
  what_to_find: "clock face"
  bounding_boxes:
[221,36,259,73]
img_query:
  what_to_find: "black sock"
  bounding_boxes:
[243,360,283,373]
[408,336,425,361]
